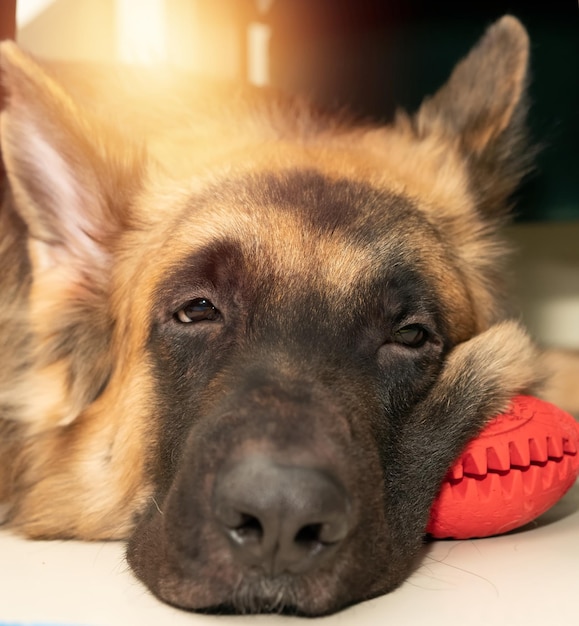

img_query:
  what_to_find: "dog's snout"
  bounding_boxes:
[213,456,353,576]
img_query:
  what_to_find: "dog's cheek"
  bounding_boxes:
[146,326,239,493]
[5,359,158,540]
[376,341,446,426]
[24,292,113,429]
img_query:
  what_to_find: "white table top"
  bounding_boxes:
[1,480,578,626]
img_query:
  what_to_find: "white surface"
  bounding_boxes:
[1,482,578,626]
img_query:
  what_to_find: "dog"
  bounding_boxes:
[0,15,552,616]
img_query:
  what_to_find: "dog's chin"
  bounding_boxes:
[152,575,319,617]
[157,570,392,617]
[194,575,318,617]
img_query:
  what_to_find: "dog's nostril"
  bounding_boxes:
[294,523,323,546]
[294,524,336,549]
[231,513,263,543]
[294,520,347,547]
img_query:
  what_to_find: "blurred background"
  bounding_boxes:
[3,0,579,348]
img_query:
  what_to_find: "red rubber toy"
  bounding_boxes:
[427,395,579,539]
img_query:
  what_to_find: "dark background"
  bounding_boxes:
[232,0,578,222]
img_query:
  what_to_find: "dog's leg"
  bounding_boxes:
[387,320,540,551]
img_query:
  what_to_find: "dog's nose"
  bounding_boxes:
[213,456,353,576]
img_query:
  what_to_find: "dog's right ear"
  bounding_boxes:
[0,42,145,276]
[413,15,531,218]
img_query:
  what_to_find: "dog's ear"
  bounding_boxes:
[0,43,146,427]
[414,15,531,216]
[0,41,145,274]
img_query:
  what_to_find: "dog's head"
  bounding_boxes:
[0,16,538,615]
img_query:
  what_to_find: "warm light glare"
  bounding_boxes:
[16,0,55,28]
[247,22,271,86]
[115,0,168,65]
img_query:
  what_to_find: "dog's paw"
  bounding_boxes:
[439,320,542,418]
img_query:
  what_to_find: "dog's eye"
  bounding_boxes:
[394,324,428,347]
[175,298,220,323]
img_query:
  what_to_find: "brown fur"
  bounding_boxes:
[0,15,563,616]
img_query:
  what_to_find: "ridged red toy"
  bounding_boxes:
[427,395,579,539]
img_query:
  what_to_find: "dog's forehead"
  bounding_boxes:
[160,168,439,281]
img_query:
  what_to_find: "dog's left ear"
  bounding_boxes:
[414,15,531,216]
[0,41,145,274]
[0,42,146,426]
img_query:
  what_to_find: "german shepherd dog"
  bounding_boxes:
[0,16,547,615]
